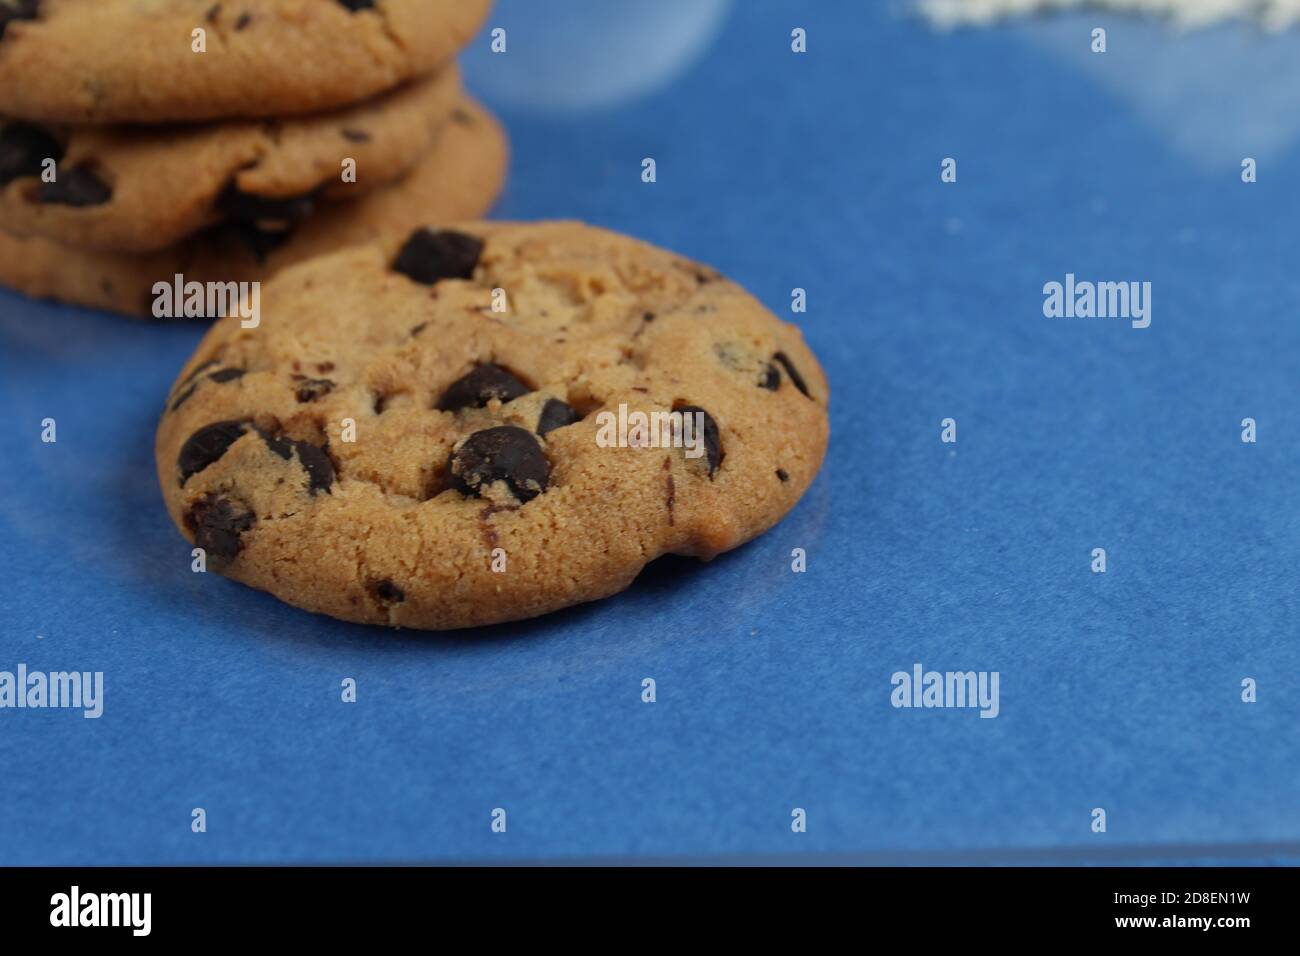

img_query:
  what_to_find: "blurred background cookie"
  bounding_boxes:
[0,95,507,314]
[0,0,491,123]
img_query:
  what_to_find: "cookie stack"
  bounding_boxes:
[0,0,504,316]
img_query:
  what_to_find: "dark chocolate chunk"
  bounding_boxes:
[0,122,62,187]
[0,0,38,40]
[392,228,484,285]
[258,428,293,460]
[675,404,722,477]
[177,359,220,387]
[536,398,580,436]
[449,426,549,503]
[759,363,780,390]
[170,368,244,411]
[38,166,111,206]
[773,351,810,398]
[234,12,251,29]
[436,363,529,412]
[257,428,334,494]
[220,221,293,263]
[294,378,334,403]
[642,311,655,322]
[294,441,335,495]
[185,494,255,562]
[372,579,405,604]
[169,382,199,413]
[177,420,247,485]
[341,128,370,143]
[776,468,789,482]
[216,182,317,225]
[338,0,375,10]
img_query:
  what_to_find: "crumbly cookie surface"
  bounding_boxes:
[0,95,507,314]
[0,0,490,123]
[154,221,831,630]
[0,66,461,253]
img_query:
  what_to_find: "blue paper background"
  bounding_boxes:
[1,1,1297,865]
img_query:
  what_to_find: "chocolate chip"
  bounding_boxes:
[169,368,244,411]
[220,221,292,263]
[294,378,334,403]
[257,429,334,495]
[536,398,580,436]
[178,359,220,387]
[0,123,62,187]
[338,0,375,9]
[38,167,111,207]
[773,351,810,398]
[409,322,428,337]
[296,443,335,494]
[449,426,549,503]
[169,383,199,413]
[205,4,221,23]
[169,359,221,409]
[258,429,292,459]
[234,12,251,29]
[212,183,318,260]
[642,311,655,322]
[675,404,722,477]
[185,494,255,562]
[372,579,405,604]
[0,0,38,40]
[436,363,529,412]
[216,182,317,225]
[177,420,246,485]
[665,460,675,526]
[759,363,780,390]
[341,128,370,143]
[392,228,484,285]
[776,468,789,482]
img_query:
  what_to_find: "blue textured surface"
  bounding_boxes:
[1,2,1297,865]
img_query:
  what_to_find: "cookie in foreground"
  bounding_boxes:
[154,221,830,630]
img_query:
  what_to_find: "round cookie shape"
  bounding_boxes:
[0,0,490,124]
[0,67,462,254]
[0,94,508,315]
[154,221,831,630]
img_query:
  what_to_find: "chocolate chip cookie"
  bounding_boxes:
[0,95,507,314]
[0,66,461,253]
[0,0,491,124]
[154,220,830,630]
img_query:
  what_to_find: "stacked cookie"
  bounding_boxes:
[0,0,504,316]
